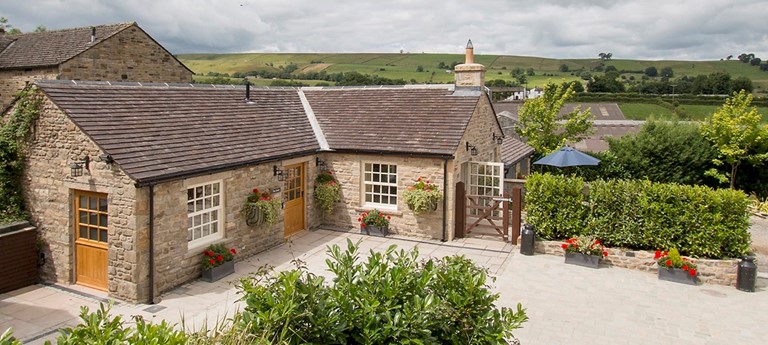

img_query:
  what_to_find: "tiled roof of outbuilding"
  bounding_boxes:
[0,23,134,70]
[501,137,534,167]
[304,86,481,156]
[36,81,319,184]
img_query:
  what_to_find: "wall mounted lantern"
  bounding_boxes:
[273,165,285,181]
[493,133,504,145]
[316,157,326,169]
[466,142,478,156]
[69,156,90,177]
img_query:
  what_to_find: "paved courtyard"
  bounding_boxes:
[2,229,767,344]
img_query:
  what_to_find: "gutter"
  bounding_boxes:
[442,158,449,242]
[330,148,454,160]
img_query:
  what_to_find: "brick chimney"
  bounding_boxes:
[454,39,485,88]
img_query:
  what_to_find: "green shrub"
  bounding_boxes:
[525,173,751,258]
[54,303,188,345]
[1,328,22,345]
[524,173,587,240]
[236,240,527,344]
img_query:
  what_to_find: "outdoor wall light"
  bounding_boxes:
[69,156,90,177]
[493,133,504,145]
[273,165,285,181]
[466,142,478,156]
[99,153,114,164]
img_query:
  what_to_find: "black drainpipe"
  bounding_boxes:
[441,158,449,242]
[148,184,155,304]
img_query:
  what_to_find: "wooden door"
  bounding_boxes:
[283,163,305,237]
[74,191,109,291]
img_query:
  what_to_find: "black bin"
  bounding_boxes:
[737,256,757,292]
[520,223,535,256]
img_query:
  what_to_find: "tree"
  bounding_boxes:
[750,57,762,66]
[34,25,46,32]
[660,66,674,78]
[587,72,625,93]
[0,17,21,34]
[701,90,768,189]
[604,65,618,73]
[515,82,594,154]
[737,53,755,63]
[526,67,535,76]
[644,66,658,77]
[730,76,753,93]
[416,65,424,72]
[559,64,569,72]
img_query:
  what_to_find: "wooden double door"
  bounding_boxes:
[74,190,109,291]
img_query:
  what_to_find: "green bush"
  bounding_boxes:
[1,328,22,345]
[237,240,527,344]
[525,173,751,258]
[524,173,587,240]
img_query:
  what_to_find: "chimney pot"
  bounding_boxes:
[90,27,96,43]
[465,39,474,64]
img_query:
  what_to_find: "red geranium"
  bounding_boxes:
[201,244,237,270]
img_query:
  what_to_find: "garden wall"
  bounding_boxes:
[535,240,740,286]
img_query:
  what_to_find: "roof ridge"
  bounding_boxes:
[301,84,453,91]
[11,22,135,37]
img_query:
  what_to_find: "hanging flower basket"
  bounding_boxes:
[403,177,442,215]
[241,187,281,228]
[314,170,341,214]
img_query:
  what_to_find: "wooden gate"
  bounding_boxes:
[456,162,512,242]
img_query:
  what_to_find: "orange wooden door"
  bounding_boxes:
[74,191,109,291]
[283,163,305,237]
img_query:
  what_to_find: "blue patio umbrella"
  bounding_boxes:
[533,146,600,167]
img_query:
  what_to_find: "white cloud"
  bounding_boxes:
[2,0,767,60]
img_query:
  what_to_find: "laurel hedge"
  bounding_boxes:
[525,173,751,259]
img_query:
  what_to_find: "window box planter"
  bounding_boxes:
[658,267,698,285]
[361,225,388,237]
[564,252,601,269]
[202,260,235,282]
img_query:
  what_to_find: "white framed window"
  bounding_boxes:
[363,162,397,209]
[187,180,223,248]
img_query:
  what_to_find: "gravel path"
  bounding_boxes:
[749,215,768,273]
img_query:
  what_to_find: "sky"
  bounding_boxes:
[2,0,767,60]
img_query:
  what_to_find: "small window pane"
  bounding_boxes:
[381,165,388,173]
[212,212,218,221]
[194,215,201,227]
[79,211,88,224]
[194,227,201,239]
[195,186,203,198]
[391,187,397,194]
[99,198,108,212]
[391,196,397,204]
[89,197,97,210]
[100,230,108,242]
[374,195,380,203]
[212,195,220,207]
[195,199,203,211]
[187,217,193,228]
[187,230,193,241]
[366,194,372,202]
[373,164,380,172]
[89,212,98,225]
[374,185,380,193]
[187,201,194,213]
[204,184,212,196]
[202,224,210,236]
[79,196,87,208]
[211,222,219,233]
[365,184,372,192]
[212,183,219,194]
[80,226,88,238]
[390,165,396,173]
[99,214,108,227]
[188,189,194,200]
[90,228,98,240]
[203,213,210,224]
[204,197,211,209]
[389,175,397,183]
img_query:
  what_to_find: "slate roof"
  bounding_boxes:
[36,81,319,185]
[304,86,481,156]
[501,136,534,167]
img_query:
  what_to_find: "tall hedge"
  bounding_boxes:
[525,173,751,259]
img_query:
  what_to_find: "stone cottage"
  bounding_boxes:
[0,22,193,110]
[7,42,519,303]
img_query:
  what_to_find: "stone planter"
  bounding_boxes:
[658,267,699,285]
[361,225,388,237]
[564,252,601,269]
[202,260,235,282]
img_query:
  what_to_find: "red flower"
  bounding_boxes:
[682,265,689,271]
[386,216,391,220]
[665,259,672,267]
[206,250,214,257]
[217,255,224,262]
[417,177,422,181]
[689,269,697,276]
[360,223,365,228]
[230,248,237,255]
[603,251,608,257]
[561,244,568,250]
[252,188,259,194]
[426,180,431,184]
[594,240,600,245]
[357,217,362,222]
[328,170,333,174]
[654,250,661,259]
[208,259,215,265]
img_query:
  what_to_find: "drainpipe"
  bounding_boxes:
[148,184,155,304]
[441,158,449,242]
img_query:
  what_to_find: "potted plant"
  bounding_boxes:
[655,248,698,285]
[314,170,341,214]
[242,187,281,228]
[358,209,391,237]
[561,235,608,269]
[201,243,237,282]
[403,177,443,215]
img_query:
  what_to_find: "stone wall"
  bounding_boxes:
[320,153,447,240]
[18,90,141,301]
[535,240,740,286]
[59,24,192,83]
[0,68,57,111]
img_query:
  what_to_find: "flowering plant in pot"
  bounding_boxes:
[561,235,608,268]
[655,248,698,284]
[201,243,237,282]
[242,187,281,227]
[358,209,391,236]
[314,170,341,214]
[403,177,443,215]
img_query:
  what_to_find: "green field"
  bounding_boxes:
[179,53,768,94]
[618,103,768,122]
